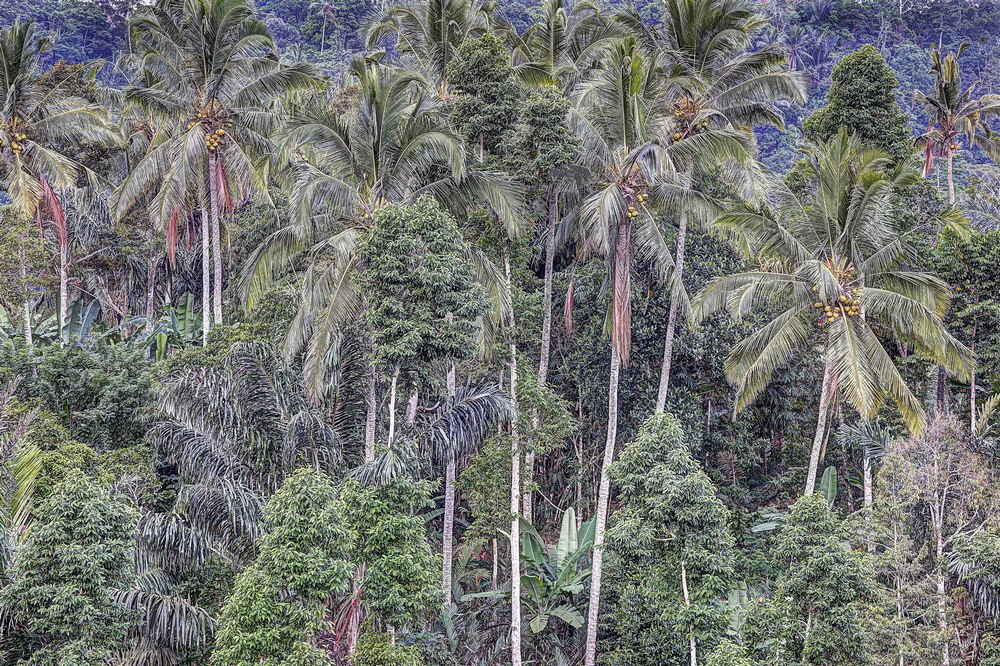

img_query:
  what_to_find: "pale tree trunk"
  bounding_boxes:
[19,244,32,346]
[864,451,874,552]
[525,189,559,522]
[406,389,418,425]
[585,213,631,666]
[364,347,377,462]
[442,365,457,604]
[655,164,693,414]
[932,495,951,666]
[145,251,159,333]
[681,560,697,666]
[208,155,224,326]
[970,334,977,435]
[805,354,836,496]
[505,251,523,666]
[946,147,955,206]
[387,365,400,444]
[59,239,68,347]
[201,207,211,346]
[584,348,622,666]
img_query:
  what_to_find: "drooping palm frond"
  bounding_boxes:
[698,129,972,433]
[416,381,513,463]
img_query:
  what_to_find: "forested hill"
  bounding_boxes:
[4,0,1000,665]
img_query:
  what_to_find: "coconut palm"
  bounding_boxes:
[510,0,621,91]
[310,0,335,53]
[0,20,117,342]
[240,58,521,418]
[915,44,1000,205]
[367,0,500,95]
[694,129,974,496]
[114,0,319,343]
[619,0,808,413]
[572,35,744,666]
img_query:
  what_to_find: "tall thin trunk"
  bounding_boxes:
[584,348,622,666]
[387,365,400,444]
[406,389,418,425]
[805,354,836,495]
[59,239,68,347]
[864,451,874,552]
[525,189,559,522]
[145,251,159,333]
[937,521,950,666]
[19,243,32,346]
[970,335,977,434]
[201,207,211,346]
[442,365,457,604]
[208,154,224,326]
[505,251,523,666]
[946,147,955,206]
[585,210,631,666]
[681,560,697,666]
[320,14,327,52]
[491,538,498,590]
[655,163,693,414]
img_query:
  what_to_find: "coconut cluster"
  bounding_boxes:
[3,120,29,154]
[627,192,648,220]
[812,287,863,324]
[186,108,234,153]
[671,97,710,143]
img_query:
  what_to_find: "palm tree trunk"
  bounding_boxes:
[201,207,211,345]
[320,14,327,53]
[19,244,32,346]
[805,354,836,495]
[524,188,559,522]
[208,154,224,326]
[442,365,457,604]
[864,451,874,552]
[946,147,955,206]
[585,213,631,666]
[655,164,693,413]
[505,251,523,666]
[145,251,159,333]
[970,335,977,434]
[584,347,622,666]
[59,237,68,347]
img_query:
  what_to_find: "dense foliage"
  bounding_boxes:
[3,0,1000,664]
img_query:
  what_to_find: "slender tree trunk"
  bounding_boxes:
[937,521,950,666]
[201,207,211,345]
[970,336,977,434]
[491,538,498,590]
[681,560,697,666]
[584,348,622,666]
[208,155,224,326]
[320,14,327,53]
[655,163,692,414]
[864,451,874,552]
[524,189,559,522]
[406,389,418,425]
[946,147,955,206]
[19,244,32,346]
[442,365,457,604]
[387,365,400,444]
[505,251,523,666]
[145,251,159,333]
[59,238,68,347]
[805,354,836,495]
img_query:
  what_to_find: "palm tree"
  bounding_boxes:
[694,130,974,496]
[367,0,499,95]
[510,0,621,92]
[618,0,808,413]
[310,0,335,53]
[114,0,319,343]
[240,58,521,440]
[572,35,733,666]
[0,21,116,343]
[132,341,339,663]
[915,44,1000,205]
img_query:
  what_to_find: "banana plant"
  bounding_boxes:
[519,507,594,635]
[154,292,202,360]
